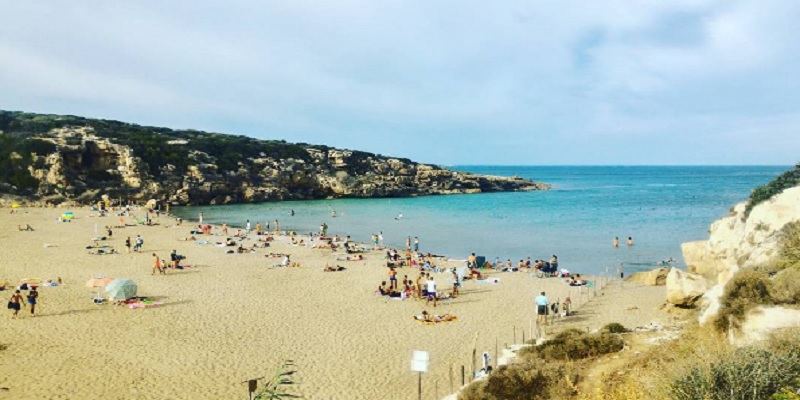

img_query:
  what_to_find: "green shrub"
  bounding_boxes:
[777,222,800,270]
[670,340,800,400]
[714,269,774,332]
[457,359,576,400]
[746,165,800,218]
[602,323,630,334]
[521,329,624,361]
[770,268,800,304]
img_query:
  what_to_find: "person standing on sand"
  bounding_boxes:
[27,286,38,316]
[388,267,398,290]
[152,253,164,275]
[535,291,549,324]
[8,290,24,318]
[199,212,203,224]
[135,235,144,252]
[246,220,251,232]
[414,237,419,252]
[275,219,280,234]
[426,275,437,307]
[125,237,131,253]
[612,237,620,247]
[222,222,228,235]
[378,231,384,248]
[406,236,411,251]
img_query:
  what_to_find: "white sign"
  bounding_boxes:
[411,350,430,372]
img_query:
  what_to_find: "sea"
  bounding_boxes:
[172,166,789,276]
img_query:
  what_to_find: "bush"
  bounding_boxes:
[746,165,800,218]
[770,268,800,304]
[602,323,630,334]
[457,359,576,400]
[670,339,800,400]
[714,269,774,332]
[777,222,800,270]
[522,329,624,361]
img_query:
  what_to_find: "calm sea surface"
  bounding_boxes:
[172,166,788,275]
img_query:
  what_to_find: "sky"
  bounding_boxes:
[1,1,799,166]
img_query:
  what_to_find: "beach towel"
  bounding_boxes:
[129,301,163,309]
[476,278,501,284]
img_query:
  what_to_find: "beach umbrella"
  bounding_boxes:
[105,278,137,301]
[86,277,114,288]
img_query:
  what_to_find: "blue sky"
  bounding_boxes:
[1,1,798,165]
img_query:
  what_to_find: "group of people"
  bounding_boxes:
[612,236,635,247]
[150,250,186,275]
[7,286,38,318]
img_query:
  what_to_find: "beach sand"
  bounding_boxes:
[0,208,671,400]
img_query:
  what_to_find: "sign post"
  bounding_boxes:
[411,350,429,400]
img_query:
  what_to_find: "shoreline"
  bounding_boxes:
[1,206,672,399]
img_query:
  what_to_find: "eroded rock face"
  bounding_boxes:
[675,186,800,327]
[9,127,550,205]
[734,306,800,346]
[665,268,709,307]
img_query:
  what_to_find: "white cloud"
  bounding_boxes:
[0,0,798,165]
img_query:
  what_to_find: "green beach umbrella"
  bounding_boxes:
[105,278,137,301]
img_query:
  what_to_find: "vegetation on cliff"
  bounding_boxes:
[746,163,800,218]
[0,110,547,204]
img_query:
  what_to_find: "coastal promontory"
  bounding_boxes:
[0,110,548,205]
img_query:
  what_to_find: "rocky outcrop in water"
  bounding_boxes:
[0,111,549,205]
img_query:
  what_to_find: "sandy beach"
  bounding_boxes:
[0,207,671,400]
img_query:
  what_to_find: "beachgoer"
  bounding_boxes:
[27,286,38,316]
[406,236,411,251]
[414,237,419,252]
[274,219,280,234]
[451,269,460,297]
[8,290,24,318]
[535,291,549,324]
[256,223,262,235]
[468,253,476,268]
[378,231,384,247]
[388,267,398,290]
[152,253,163,275]
[171,250,180,269]
[613,237,620,247]
[134,235,144,252]
[199,212,203,224]
[627,236,634,246]
[246,219,251,232]
[125,237,131,253]
[426,276,437,307]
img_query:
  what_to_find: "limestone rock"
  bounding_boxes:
[626,268,670,286]
[665,269,710,307]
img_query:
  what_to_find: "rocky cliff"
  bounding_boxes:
[0,111,549,205]
[667,167,800,342]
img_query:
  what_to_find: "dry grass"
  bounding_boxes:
[590,326,800,400]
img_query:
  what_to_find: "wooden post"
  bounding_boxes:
[471,333,478,379]
[418,371,422,400]
[449,364,454,394]
[495,338,498,367]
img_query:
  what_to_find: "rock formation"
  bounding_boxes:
[669,184,800,326]
[0,111,549,205]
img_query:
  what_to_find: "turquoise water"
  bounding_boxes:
[173,166,788,275]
